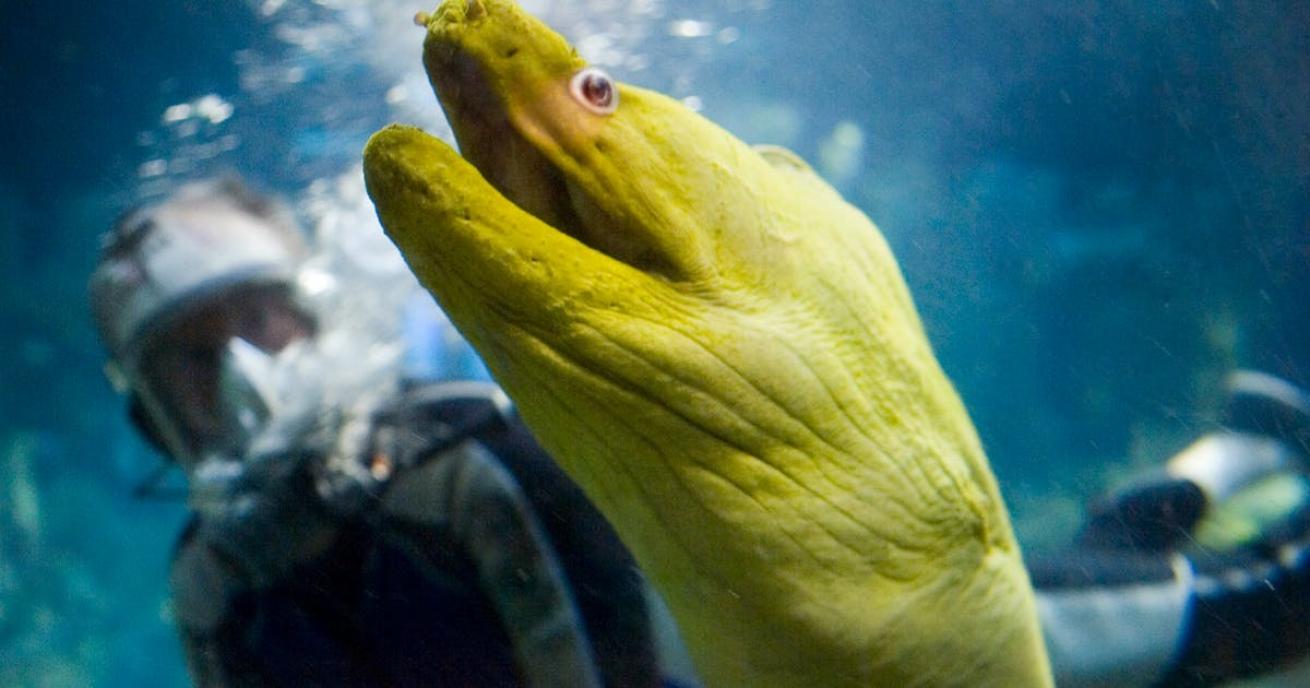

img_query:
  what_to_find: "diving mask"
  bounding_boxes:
[215,335,325,458]
[132,282,318,467]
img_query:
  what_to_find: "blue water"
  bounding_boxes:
[2,1,1307,685]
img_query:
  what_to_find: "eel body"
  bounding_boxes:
[363,1,1053,685]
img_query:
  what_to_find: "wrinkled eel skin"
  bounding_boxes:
[363,1,1053,685]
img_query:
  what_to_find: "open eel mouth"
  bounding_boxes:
[366,0,701,289]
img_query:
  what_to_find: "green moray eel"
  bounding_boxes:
[362,1,1053,685]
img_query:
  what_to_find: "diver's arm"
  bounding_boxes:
[381,441,603,688]
[1043,372,1310,687]
[1035,507,1310,688]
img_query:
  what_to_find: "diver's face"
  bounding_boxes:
[141,284,315,456]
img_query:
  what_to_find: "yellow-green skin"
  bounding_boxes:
[363,1,1053,686]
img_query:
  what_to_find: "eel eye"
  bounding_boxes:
[570,67,618,115]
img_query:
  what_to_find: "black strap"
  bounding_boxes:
[369,383,514,474]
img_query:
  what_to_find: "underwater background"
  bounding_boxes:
[2,0,1307,685]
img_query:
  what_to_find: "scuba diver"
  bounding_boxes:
[1033,369,1310,687]
[88,178,693,688]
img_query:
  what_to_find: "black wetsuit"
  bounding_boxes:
[170,383,667,688]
